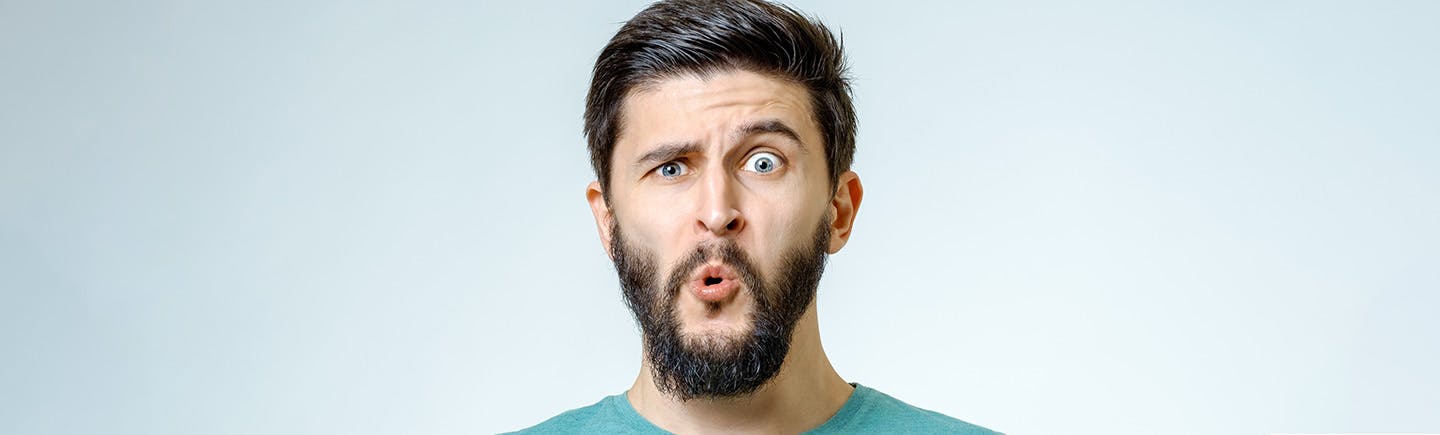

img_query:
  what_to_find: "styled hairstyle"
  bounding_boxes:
[584,0,855,201]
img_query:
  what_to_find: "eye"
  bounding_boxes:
[743,152,782,174]
[655,161,689,179]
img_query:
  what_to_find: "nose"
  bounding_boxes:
[695,169,745,237]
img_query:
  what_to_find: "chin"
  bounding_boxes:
[680,324,753,355]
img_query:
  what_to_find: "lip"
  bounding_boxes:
[688,263,740,303]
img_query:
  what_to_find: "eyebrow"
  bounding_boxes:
[736,119,808,154]
[633,142,703,170]
[630,119,809,169]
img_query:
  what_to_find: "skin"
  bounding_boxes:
[586,69,866,434]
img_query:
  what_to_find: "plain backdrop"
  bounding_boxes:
[2,1,1437,434]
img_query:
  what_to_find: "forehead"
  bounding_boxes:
[616,70,818,153]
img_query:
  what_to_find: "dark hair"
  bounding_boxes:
[585,0,855,200]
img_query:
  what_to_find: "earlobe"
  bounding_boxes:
[826,171,864,254]
[586,181,615,260]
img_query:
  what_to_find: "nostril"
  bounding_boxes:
[726,219,740,231]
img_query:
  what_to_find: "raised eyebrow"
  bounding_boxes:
[632,142,703,169]
[735,119,808,154]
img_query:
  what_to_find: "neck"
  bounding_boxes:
[625,302,853,434]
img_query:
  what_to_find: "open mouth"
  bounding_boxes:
[690,263,739,303]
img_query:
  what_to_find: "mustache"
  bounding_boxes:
[663,239,766,302]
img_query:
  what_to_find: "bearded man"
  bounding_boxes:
[512,1,1000,433]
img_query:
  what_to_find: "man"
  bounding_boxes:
[514,1,1000,433]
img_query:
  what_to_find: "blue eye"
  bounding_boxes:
[744,152,781,174]
[656,161,688,178]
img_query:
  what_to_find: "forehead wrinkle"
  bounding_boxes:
[618,71,818,174]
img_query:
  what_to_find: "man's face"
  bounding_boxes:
[593,70,840,399]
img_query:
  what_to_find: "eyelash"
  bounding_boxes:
[743,151,783,174]
[654,160,689,179]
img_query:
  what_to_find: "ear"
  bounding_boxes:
[586,181,616,260]
[826,171,864,254]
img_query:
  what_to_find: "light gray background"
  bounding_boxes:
[2,1,1437,434]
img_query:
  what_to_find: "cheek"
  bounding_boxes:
[748,200,825,269]
[617,198,695,264]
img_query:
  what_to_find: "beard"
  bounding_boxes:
[610,217,830,401]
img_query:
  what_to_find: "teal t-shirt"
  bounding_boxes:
[507,383,1001,434]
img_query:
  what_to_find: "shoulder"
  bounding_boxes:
[809,384,1003,435]
[501,400,605,434]
[502,394,664,435]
